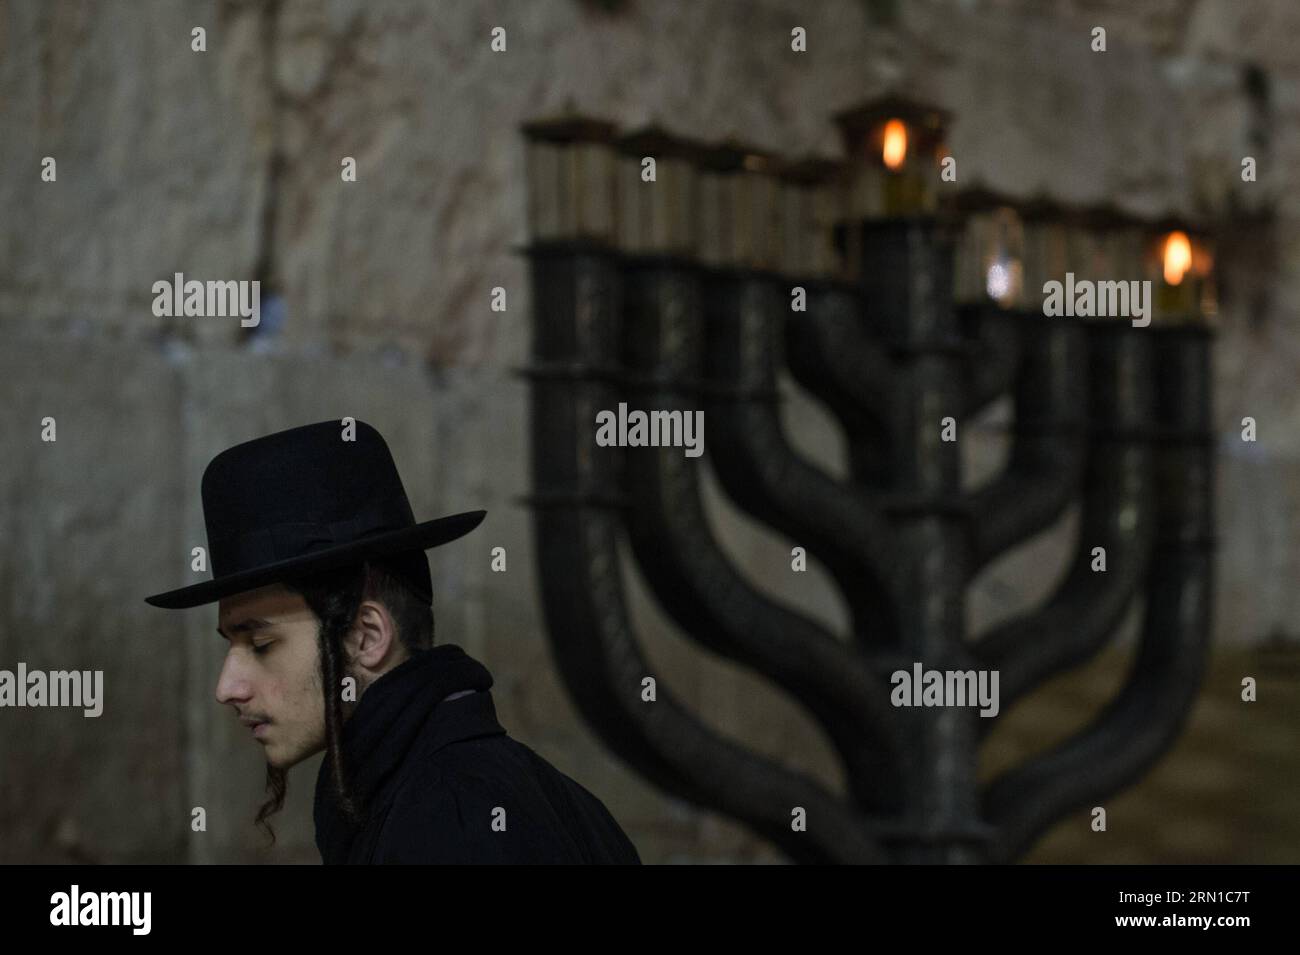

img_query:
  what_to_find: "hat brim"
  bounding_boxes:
[144,509,486,610]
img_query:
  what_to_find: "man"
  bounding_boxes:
[145,418,640,864]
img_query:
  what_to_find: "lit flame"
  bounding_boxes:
[882,119,907,170]
[986,259,1012,303]
[1163,230,1192,285]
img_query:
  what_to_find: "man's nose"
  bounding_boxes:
[214,649,252,706]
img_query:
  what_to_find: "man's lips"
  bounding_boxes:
[240,717,271,739]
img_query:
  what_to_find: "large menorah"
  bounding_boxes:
[518,99,1215,864]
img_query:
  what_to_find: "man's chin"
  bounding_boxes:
[265,751,300,771]
[262,743,298,770]
[263,740,323,771]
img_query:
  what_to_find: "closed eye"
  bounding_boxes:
[252,642,273,656]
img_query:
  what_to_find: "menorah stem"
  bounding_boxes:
[618,258,906,813]
[958,304,1026,416]
[700,269,906,647]
[525,241,890,863]
[980,322,1215,863]
[972,321,1155,735]
[965,314,1089,573]
[784,295,1022,493]
[853,219,991,862]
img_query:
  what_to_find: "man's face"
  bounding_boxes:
[215,584,326,770]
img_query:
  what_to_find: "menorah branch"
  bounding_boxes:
[701,270,907,645]
[965,316,1088,573]
[619,259,906,813]
[980,542,1212,862]
[536,504,891,863]
[972,321,1156,728]
[526,244,890,863]
[785,281,898,488]
[981,325,1215,862]
[972,437,1154,730]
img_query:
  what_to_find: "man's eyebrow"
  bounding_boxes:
[216,618,275,641]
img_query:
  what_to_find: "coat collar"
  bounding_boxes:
[313,644,500,863]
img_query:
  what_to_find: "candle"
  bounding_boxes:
[1029,201,1150,323]
[949,185,1025,308]
[1148,217,1216,323]
[1076,204,1146,287]
[832,94,951,219]
[520,106,618,244]
[1163,231,1192,285]
[882,119,908,171]
[1019,195,1071,305]
[775,156,851,280]
[614,123,701,256]
[694,137,782,272]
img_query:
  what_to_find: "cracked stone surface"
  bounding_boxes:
[0,0,1296,863]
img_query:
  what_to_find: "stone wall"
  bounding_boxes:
[1,0,1296,863]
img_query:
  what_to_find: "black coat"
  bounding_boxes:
[313,643,641,864]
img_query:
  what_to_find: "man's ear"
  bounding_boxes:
[345,599,398,669]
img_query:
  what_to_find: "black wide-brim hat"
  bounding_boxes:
[144,419,485,609]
